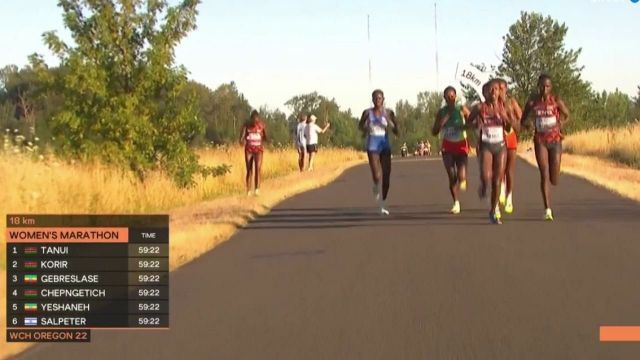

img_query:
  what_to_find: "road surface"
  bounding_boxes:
[18,157,640,359]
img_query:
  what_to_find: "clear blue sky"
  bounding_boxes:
[1,0,639,114]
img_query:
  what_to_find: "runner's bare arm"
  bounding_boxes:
[461,105,471,122]
[262,126,268,143]
[432,109,448,136]
[504,103,521,133]
[239,126,246,145]
[388,110,399,135]
[466,105,481,129]
[358,110,368,135]
[511,98,523,122]
[510,98,523,134]
[520,100,535,131]
[556,97,570,126]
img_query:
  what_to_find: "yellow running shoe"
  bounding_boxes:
[459,180,467,192]
[504,194,513,214]
[450,201,461,214]
[499,182,507,206]
[544,208,554,221]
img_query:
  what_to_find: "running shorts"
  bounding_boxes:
[366,135,391,153]
[505,130,518,150]
[442,139,469,155]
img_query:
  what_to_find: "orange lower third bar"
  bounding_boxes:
[600,326,640,341]
[6,227,129,243]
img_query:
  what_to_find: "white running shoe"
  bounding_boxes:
[254,188,260,196]
[372,183,381,201]
[379,200,390,215]
[544,208,554,221]
[450,201,461,214]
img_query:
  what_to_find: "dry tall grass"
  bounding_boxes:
[0,145,364,257]
[0,146,362,214]
[563,122,640,168]
[519,124,640,203]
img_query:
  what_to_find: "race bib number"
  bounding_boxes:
[536,116,557,132]
[443,127,460,139]
[369,125,386,136]
[481,126,504,144]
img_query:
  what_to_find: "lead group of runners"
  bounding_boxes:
[240,74,568,225]
[360,74,569,224]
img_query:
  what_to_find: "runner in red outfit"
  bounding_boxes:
[240,110,268,196]
[521,74,570,220]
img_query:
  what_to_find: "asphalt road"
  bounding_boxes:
[17,157,640,359]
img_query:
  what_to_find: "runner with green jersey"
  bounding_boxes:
[432,86,471,214]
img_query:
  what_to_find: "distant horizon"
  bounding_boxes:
[1,0,639,116]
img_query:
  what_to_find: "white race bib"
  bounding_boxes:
[536,116,557,132]
[369,125,386,136]
[481,126,504,144]
[247,133,261,141]
[443,127,459,139]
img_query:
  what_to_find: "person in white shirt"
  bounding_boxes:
[295,113,308,172]
[304,114,330,171]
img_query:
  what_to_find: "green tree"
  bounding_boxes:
[0,63,63,141]
[206,82,251,144]
[36,0,220,187]
[258,106,289,147]
[603,89,632,127]
[285,92,359,148]
[497,11,592,131]
[633,86,640,121]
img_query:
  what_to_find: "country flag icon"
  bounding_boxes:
[24,247,38,255]
[24,317,38,326]
[24,290,38,298]
[24,261,38,269]
[24,303,37,312]
[24,275,38,284]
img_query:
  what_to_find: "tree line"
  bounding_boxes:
[1,1,638,187]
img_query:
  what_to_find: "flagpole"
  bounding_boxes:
[434,1,439,90]
[367,14,372,87]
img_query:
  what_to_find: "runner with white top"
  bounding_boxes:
[304,114,330,171]
[358,89,399,215]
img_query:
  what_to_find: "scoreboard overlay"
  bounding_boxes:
[6,215,169,342]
